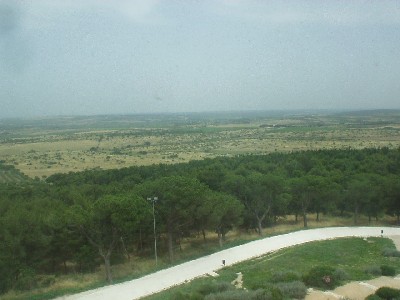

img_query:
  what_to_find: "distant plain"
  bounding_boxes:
[1,110,399,179]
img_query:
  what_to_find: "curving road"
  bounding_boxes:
[55,226,400,300]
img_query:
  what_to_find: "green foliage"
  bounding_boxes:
[302,266,337,289]
[15,268,37,291]
[271,271,301,283]
[171,291,203,300]
[204,288,283,300]
[196,281,234,296]
[36,275,56,288]
[233,237,400,296]
[364,265,382,276]
[202,191,244,246]
[138,176,212,261]
[301,267,348,289]
[74,245,99,272]
[3,147,400,296]
[382,247,400,257]
[375,287,400,299]
[333,268,350,281]
[380,265,396,276]
[147,237,400,300]
[0,164,31,184]
[365,295,384,300]
[275,281,307,299]
[68,193,151,282]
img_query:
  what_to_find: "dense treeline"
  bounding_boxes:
[1,148,400,294]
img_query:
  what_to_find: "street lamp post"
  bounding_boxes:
[147,196,158,266]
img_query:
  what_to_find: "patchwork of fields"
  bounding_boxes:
[1,110,400,179]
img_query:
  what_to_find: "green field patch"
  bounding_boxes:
[145,237,400,300]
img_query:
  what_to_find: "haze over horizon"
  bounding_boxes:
[1,0,400,119]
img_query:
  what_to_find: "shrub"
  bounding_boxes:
[365,295,383,300]
[204,288,283,300]
[74,245,99,272]
[171,291,203,300]
[382,248,400,258]
[189,292,204,300]
[380,265,396,276]
[333,268,350,281]
[271,270,301,283]
[303,266,337,289]
[37,275,56,288]
[171,291,190,300]
[276,281,307,299]
[197,281,234,296]
[15,268,37,291]
[365,265,382,276]
[204,289,252,300]
[375,287,400,299]
[252,288,284,300]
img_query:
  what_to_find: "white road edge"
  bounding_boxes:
[55,226,399,300]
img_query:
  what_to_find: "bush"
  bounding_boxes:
[37,275,56,288]
[303,266,337,289]
[276,281,307,299]
[375,287,400,299]
[271,270,301,283]
[0,262,15,294]
[204,288,283,300]
[197,281,234,296]
[333,268,350,281]
[171,291,203,300]
[74,245,99,272]
[204,290,252,300]
[365,265,382,276]
[171,291,190,300]
[365,295,383,300]
[191,293,204,300]
[382,248,400,258]
[15,268,37,291]
[380,265,396,276]
[252,288,284,300]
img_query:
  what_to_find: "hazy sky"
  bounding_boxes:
[1,0,400,118]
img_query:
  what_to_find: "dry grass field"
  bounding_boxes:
[1,110,400,179]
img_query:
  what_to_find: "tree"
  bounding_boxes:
[310,177,336,221]
[138,176,209,262]
[346,174,378,225]
[290,175,325,228]
[69,194,150,283]
[196,161,227,191]
[0,190,62,292]
[384,175,400,224]
[203,192,244,247]
[223,172,285,235]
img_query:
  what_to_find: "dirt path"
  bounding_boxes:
[305,235,400,300]
[55,227,400,300]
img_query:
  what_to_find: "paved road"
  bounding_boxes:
[55,226,399,300]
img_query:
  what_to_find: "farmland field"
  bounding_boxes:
[1,110,400,179]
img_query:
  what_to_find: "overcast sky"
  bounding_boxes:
[1,0,400,118]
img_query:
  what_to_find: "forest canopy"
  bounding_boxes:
[1,147,400,294]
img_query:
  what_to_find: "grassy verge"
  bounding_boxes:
[144,237,400,300]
